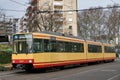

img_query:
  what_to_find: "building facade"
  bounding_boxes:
[26,0,78,36]
[0,20,12,36]
[0,18,14,44]
[17,16,27,33]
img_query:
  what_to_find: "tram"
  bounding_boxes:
[12,32,116,71]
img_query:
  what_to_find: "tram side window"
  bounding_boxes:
[50,41,57,52]
[42,39,84,53]
[57,41,65,52]
[104,46,115,53]
[44,39,51,52]
[64,42,84,52]
[33,39,43,53]
[44,40,61,52]
[88,44,102,53]
[72,43,84,52]
[65,42,72,52]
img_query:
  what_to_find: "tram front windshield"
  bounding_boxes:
[13,34,33,54]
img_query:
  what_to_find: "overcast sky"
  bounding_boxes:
[0,0,120,18]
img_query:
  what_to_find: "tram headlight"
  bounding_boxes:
[12,60,15,63]
[28,60,33,63]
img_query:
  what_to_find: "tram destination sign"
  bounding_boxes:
[13,34,32,40]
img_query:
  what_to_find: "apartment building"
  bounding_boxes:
[0,19,14,44]
[0,19,13,35]
[26,0,78,36]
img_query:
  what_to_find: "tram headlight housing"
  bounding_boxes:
[12,60,15,63]
[28,60,33,63]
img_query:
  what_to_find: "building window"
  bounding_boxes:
[68,11,73,15]
[69,26,72,29]
[68,18,72,22]
[43,2,49,6]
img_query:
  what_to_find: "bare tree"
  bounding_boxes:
[0,8,6,35]
[78,4,120,43]
[78,7,105,41]
[78,10,91,39]
[28,5,64,32]
[0,8,5,21]
[105,4,120,43]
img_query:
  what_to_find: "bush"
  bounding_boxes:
[0,66,11,71]
[0,66,5,71]
[0,51,11,64]
[0,44,12,64]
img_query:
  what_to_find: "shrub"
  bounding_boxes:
[0,51,12,64]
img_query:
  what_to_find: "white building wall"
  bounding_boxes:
[37,0,78,36]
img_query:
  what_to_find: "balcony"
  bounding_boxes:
[54,1,63,6]
[54,10,63,17]
[54,6,63,10]
[55,17,64,22]
[54,0,63,1]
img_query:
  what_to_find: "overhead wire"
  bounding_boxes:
[2,9,25,12]
[0,5,120,13]
[37,5,120,13]
[9,0,27,7]
[0,0,120,13]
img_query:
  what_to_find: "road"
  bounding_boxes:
[0,59,120,80]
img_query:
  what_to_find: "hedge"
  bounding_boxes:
[0,44,12,64]
[0,51,12,64]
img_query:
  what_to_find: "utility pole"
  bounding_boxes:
[3,14,6,35]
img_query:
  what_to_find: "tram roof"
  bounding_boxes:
[33,31,83,40]
[15,31,114,45]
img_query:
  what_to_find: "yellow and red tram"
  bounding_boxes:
[12,32,116,70]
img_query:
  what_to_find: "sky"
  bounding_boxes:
[0,0,120,18]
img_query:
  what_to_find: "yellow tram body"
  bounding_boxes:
[86,41,104,62]
[12,32,116,70]
[103,43,116,60]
